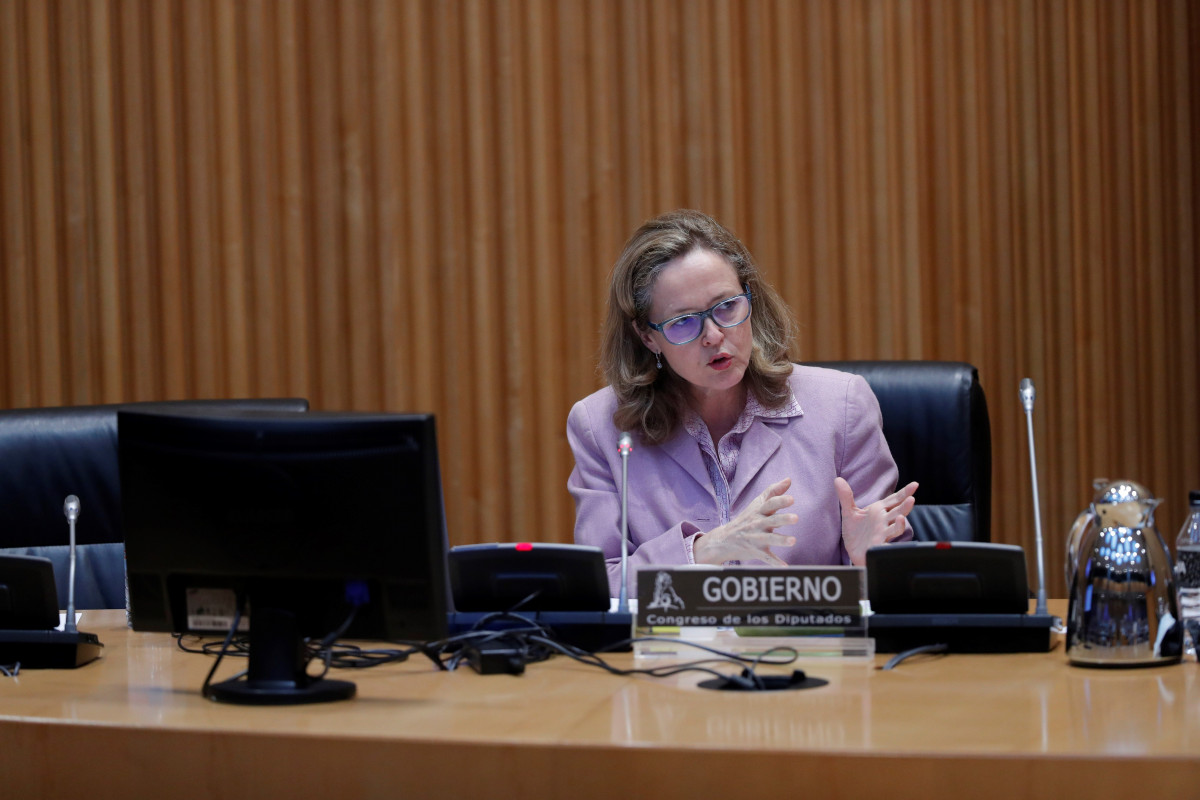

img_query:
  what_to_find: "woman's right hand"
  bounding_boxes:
[692,478,798,565]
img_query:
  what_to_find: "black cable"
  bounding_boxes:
[524,634,800,686]
[186,601,389,696]
[186,623,799,687]
[177,586,804,690]
[881,643,948,670]
[175,632,250,657]
[200,604,247,700]
[420,599,560,673]
[412,602,803,682]
[618,636,801,666]
[322,642,419,669]
[442,625,556,672]
[304,605,361,681]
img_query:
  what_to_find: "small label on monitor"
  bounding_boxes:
[185,587,249,632]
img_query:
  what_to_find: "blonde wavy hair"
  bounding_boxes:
[600,210,796,444]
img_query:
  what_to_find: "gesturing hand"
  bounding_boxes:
[693,478,799,566]
[836,478,918,566]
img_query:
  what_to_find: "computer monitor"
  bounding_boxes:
[119,409,448,705]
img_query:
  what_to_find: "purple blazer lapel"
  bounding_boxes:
[659,428,712,499]
[728,419,785,507]
[655,417,787,511]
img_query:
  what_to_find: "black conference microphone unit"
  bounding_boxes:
[444,432,637,655]
[865,378,1056,655]
[0,495,104,669]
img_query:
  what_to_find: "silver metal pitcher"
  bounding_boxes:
[1065,477,1110,588]
[1066,480,1184,667]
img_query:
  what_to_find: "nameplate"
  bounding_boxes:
[635,565,864,631]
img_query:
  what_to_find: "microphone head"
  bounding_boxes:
[617,432,633,455]
[1019,378,1035,411]
[64,494,81,522]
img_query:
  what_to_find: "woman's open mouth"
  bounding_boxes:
[708,354,733,371]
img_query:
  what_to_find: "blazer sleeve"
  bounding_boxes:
[839,374,913,543]
[566,399,694,597]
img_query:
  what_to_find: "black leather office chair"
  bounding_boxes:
[0,398,310,609]
[803,361,992,543]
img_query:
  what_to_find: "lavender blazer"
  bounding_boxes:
[567,365,908,596]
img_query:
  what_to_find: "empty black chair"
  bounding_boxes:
[0,398,310,609]
[803,361,991,543]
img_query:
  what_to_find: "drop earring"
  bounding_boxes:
[655,352,662,370]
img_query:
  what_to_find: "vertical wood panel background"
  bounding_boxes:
[1,0,1196,597]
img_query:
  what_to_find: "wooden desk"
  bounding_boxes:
[2,606,1198,799]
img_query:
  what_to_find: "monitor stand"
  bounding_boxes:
[206,605,356,705]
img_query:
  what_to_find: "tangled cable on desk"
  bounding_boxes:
[179,593,804,690]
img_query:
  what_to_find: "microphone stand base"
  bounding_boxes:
[0,629,104,669]
[869,612,1056,654]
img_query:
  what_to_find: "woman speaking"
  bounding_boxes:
[567,210,917,596]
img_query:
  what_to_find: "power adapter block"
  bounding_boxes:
[467,642,526,675]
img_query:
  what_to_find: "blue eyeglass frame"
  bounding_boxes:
[646,286,753,345]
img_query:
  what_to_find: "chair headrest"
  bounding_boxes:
[0,399,309,548]
[803,361,991,542]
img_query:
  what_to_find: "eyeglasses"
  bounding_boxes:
[647,288,753,345]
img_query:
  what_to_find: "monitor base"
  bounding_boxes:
[206,676,356,705]
[203,604,357,705]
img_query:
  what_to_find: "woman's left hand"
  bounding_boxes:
[836,478,919,566]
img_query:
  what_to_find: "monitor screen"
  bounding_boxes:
[119,409,448,704]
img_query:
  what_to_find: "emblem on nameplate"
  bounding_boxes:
[645,571,686,612]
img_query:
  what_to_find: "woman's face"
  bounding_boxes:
[638,247,753,401]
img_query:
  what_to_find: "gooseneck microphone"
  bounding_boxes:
[1019,379,1049,616]
[617,433,633,613]
[63,495,81,633]
[0,493,103,668]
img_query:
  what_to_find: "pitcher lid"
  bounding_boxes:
[1094,479,1154,506]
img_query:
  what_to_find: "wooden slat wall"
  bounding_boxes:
[1,0,1196,597]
